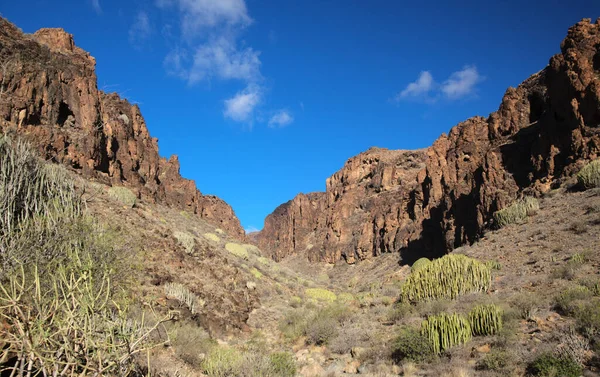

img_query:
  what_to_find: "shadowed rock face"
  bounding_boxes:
[258,18,600,264]
[0,19,245,239]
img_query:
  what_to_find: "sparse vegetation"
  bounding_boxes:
[527,353,582,377]
[577,159,600,189]
[204,232,220,242]
[225,242,250,259]
[493,197,539,227]
[250,267,263,279]
[201,346,244,377]
[476,349,514,372]
[0,135,165,376]
[174,231,195,253]
[108,185,137,208]
[554,286,592,315]
[421,312,472,354]
[400,254,491,303]
[305,287,337,302]
[391,327,434,363]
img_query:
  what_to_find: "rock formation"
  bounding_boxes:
[0,18,245,238]
[258,18,600,264]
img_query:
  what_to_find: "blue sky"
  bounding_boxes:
[1,1,599,232]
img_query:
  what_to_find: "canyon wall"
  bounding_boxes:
[0,19,245,238]
[258,18,600,263]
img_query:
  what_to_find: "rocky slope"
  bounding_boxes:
[258,18,600,264]
[0,18,245,238]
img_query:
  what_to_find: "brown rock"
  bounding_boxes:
[258,18,600,264]
[0,18,245,239]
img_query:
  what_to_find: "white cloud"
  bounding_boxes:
[164,48,189,79]
[158,0,251,38]
[245,226,259,234]
[188,37,261,84]
[441,66,482,99]
[398,71,434,99]
[395,66,483,102]
[268,110,293,128]
[224,85,261,122]
[91,0,102,14]
[129,11,152,47]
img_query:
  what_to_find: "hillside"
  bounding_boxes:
[258,18,600,265]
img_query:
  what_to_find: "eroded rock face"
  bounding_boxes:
[0,18,245,239]
[258,18,600,263]
[257,148,428,263]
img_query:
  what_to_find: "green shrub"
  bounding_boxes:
[305,308,341,345]
[174,231,195,253]
[108,186,137,208]
[171,322,214,366]
[421,312,472,354]
[574,300,600,339]
[554,286,592,316]
[391,327,434,363]
[527,353,582,377]
[469,304,503,336]
[400,254,491,303]
[305,288,337,303]
[257,256,271,266]
[250,267,263,280]
[203,233,220,242]
[279,309,310,341]
[510,292,543,320]
[577,159,600,189]
[289,296,303,308]
[411,257,431,272]
[225,242,250,259]
[476,349,513,372]
[493,197,539,227]
[387,302,413,323]
[201,346,243,377]
[337,292,355,303]
[268,352,296,377]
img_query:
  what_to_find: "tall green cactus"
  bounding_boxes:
[421,312,472,354]
[469,304,503,336]
[411,257,431,272]
[400,254,491,303]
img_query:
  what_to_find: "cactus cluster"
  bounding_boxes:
[493,197,539,227]
[577,159,600,189]
[411,257,431,272]
[421,312,472,354]
[164,282,204,314]
[400,254,491,303]
[469,304,503,336]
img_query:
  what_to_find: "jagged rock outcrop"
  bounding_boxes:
[0,18,245,238]
[258,18,600,264]
[258,148,428,262]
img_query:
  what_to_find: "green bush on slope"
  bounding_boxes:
[493,197,539,227]
[0,134,164,375]
[577,159,600,189]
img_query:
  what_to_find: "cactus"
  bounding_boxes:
[469,304,503,336]
[164,282,204,314]
[493,197,539,227]
[577,159,600,189]
[400,254,491,303]
[421,312,472,354]
[411,257,431,272]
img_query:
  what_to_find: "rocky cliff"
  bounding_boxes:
[258,18,600,263]
[0,18,245,238]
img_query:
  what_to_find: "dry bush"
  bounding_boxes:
[577,159,600,189]
[108,186,137,208]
